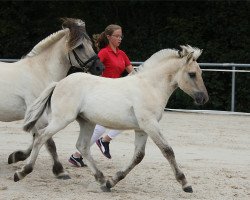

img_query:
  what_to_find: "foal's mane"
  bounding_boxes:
[137,45,202,71]
[137,49,179,71]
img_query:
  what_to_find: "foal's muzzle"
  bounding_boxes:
[194,92,209,105]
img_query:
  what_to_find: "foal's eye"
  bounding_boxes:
[188,72,196,79]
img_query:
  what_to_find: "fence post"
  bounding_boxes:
[231,66,236,112]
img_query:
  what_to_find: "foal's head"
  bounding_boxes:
[62,18,104,75]
[176,45,209,105]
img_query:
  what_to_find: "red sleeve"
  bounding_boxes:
[121,51,131,66]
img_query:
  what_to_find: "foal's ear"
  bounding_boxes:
[178,45,188,58]
[186,52,194,63]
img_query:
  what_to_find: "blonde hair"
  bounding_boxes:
[93,24,121,51]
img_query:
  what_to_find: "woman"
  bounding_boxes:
[69,24,134,167]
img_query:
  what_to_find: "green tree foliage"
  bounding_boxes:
[0,1,249,112]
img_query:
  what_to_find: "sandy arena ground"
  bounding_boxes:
[0,111,249,200]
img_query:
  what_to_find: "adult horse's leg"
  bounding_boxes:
[38,116,69,179]
[7,105,47,164]
[76,117,109,191]
[14,117,71,182]
[8,128,37,164]
[8,117,69,179]
[137,117,193,193]
[45,137,70,179]
[105,130,148,190]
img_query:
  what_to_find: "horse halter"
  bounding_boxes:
[68,50,98,73]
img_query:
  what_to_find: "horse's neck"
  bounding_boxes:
[29,37,70,81]
[139,62,179,104]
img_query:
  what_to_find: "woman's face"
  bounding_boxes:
[107,29,123,48]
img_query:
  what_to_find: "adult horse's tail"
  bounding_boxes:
[23,82,58,132]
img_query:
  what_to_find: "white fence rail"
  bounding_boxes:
[132,62,250,112]
[1,59,250,112]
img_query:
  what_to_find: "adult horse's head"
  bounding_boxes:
[62,18,104,76]
[176,45,209,105]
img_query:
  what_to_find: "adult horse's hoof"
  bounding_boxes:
[8,153,14,164]
[14,173,20,182]
[100,185,111,192]
[8,151,27,164]
[183,185,193,193]
[57,174,71,180]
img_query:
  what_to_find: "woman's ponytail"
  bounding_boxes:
[93,31,108,52]
[93,24,121,52]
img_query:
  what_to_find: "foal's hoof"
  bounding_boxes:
[100,185,111,192]
[57,174,71,180]
[183,185,193,193]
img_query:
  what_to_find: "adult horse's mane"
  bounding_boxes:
[25,30,66,57]
[25,18,88,58]
[138,45,202,71]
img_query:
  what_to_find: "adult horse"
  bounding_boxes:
[20,45,208,193]
[0,18,104,179]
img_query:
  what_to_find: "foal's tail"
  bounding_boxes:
[23,82,58,132]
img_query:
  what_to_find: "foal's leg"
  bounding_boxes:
[105,130,148,190]
[138,118,193,193]
[14,118,72,182]
[76,118,108,190]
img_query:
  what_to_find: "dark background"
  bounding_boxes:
[0,0,249,112]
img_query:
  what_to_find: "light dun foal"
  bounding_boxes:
[19,45,208,193]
